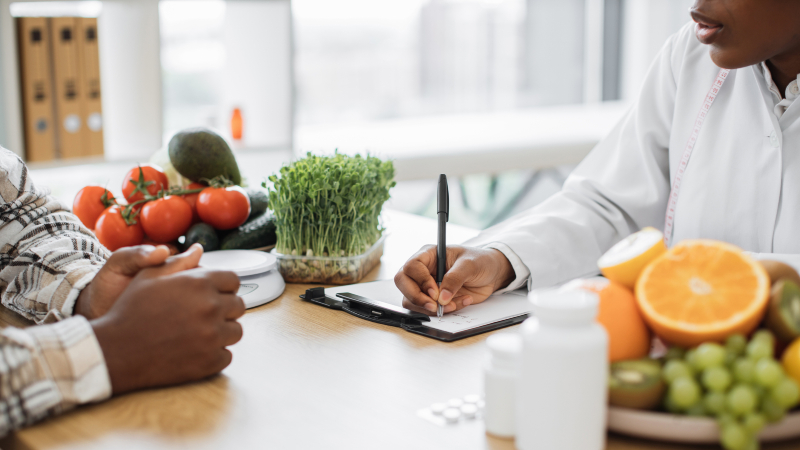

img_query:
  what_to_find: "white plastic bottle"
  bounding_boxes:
[516,289,608,450]
[483,332,522,438]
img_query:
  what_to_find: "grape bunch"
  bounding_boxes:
[662,330,800,450]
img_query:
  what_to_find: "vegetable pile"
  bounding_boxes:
[73,128,276,253]
[265,152,395,284]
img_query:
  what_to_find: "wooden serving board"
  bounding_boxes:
[608,407,800,444]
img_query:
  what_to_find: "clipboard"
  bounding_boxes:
[299,285,530,342]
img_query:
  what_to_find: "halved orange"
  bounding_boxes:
[635,240,770,348]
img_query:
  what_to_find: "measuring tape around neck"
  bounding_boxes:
[663,68,731,247]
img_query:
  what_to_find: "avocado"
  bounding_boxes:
[765,279,800,343]
[168,128,242,186]
[246,188,268,222]
[608,359,665,410]
[220,212,277,250]
[184,223,219,252]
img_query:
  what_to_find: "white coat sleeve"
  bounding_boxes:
[464,32,684,291]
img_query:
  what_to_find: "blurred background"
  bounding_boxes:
[0,0,693,230]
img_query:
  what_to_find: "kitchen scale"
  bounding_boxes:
[199,250,285,309]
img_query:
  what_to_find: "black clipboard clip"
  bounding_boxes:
[300,287,529,342]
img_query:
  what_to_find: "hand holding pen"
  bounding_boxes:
[393,174,516,316]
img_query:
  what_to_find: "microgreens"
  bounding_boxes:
[264,152,395,257]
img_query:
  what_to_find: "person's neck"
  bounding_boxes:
[765,55,800,96]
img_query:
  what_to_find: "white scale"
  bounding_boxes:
[199,250,285,309]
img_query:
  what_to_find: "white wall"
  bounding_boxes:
[220,0,292,150]
[99,0,163,161]
[621,0,694,101]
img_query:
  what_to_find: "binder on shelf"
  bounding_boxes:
[16,17,56,162]
[75,17,103,157]
[50,17,83,159]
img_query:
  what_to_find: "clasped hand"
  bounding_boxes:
[77,244,245,394]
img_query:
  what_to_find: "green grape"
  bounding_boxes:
[718,413,737,428]
[670,376,702,409]
[686,348,703,372]
[725,350,739,367]
[663,394,682,414]
[664,346,685,360]
[686,401,707,417]
[727,384,758,416]
[705,391,727,415]
[746,339,773,361]
[720,422,749,450]
[703,366,733,392]
[742,412,766,434]
[754,359,783,388]
[726,334,748,356]
[752,329,775,346]
[742,437,760,450]
[734,358,756,383]
[663,359,694,384]
[760,396,786,423]
[770,377,800,409]
[695,342,727,369]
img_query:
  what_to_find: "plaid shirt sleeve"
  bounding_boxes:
[0,148,113,435]
[0,148,110,323]
[0,316,111,436]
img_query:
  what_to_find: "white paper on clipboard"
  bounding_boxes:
[325,280,533,334]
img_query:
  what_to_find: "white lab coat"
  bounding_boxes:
[465,22,800,291]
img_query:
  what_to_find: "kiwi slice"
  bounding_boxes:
[765,279,800,343]
[608,359,665,410]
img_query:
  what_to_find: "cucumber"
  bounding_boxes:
[184,222,220,252]
[246,188,269,221]
[220,213,277,250]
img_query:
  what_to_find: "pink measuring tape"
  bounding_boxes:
[663,68,731,246]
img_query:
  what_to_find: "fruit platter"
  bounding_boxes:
[572,228,800,450]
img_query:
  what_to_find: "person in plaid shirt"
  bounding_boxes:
[0,147,245,435]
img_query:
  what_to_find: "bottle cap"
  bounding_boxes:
[529,289,599,326]
[486,333,522,370]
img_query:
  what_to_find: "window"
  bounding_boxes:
[293,0,695,127]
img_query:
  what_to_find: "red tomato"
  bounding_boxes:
[94,206,144,251]
[73,186,114,229]
[197,186,250,230]
[122,164,168,204]
[140,196,193,243]
[182,182,206,224]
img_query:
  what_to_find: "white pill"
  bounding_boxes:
[460,404,478,419]
[430,403,447,415]
[443,408,461,423]
[463,394,481,404]
[447,398,464,408]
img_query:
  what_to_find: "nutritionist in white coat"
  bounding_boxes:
[395,0,800,314]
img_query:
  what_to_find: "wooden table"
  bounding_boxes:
[1,210,799,450]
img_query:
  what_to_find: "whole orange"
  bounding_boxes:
[564,278,651,362]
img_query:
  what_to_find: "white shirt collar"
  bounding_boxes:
[759,62,800,118]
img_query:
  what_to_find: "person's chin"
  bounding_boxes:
[708,47,755,70]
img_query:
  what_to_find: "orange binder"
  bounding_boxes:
[75,17,103,157]
[50,17,84,159]
[16,17,56,162]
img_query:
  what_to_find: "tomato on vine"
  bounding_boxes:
[197,186,250,230]
[122,165,168,204]
[73,186,114,229]
[94,206,144,251]
[181,182,206,224]
[140,196,193,243]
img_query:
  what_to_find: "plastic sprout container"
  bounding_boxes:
[272,235,386,285]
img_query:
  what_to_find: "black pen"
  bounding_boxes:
[436,174,449,318]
